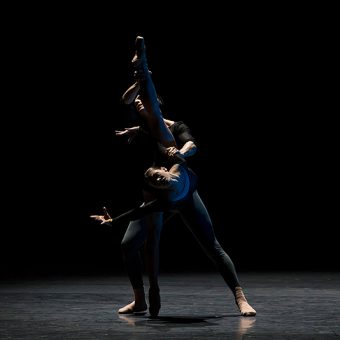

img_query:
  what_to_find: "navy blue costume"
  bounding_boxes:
[118,121,241,291]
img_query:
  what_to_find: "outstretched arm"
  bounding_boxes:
[111,199,165,224]
[90,199,170,227]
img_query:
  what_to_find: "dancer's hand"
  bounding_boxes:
[90,207,113,226]
[166,146,181,157]
[115,126,139,144]
[166,147,185,163]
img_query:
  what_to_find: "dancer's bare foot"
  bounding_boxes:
[119,288,147,314]
[235,287,256,316]
[118,301,147,315]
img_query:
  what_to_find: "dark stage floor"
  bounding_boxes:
[1,272,339,339]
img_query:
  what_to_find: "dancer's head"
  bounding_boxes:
[144,166,173,189]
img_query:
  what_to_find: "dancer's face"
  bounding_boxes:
[134,95,144,112]
[134,95,163,112]
[144,167,172,189]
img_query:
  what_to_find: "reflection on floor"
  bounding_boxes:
[1,272,339,339]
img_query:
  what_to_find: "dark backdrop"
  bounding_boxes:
[2,5,337,277]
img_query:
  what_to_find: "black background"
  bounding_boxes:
[2,4,337,277]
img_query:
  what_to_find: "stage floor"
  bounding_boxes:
[1,272,339,339]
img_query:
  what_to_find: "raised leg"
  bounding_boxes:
[131,36,177,148]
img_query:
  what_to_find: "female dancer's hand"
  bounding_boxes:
[90,207,113,226]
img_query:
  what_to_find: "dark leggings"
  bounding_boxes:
[120,191,240,291]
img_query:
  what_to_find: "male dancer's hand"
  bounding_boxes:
[166,146,180,157]
[115,126,139,144]
[166,147,185,164]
